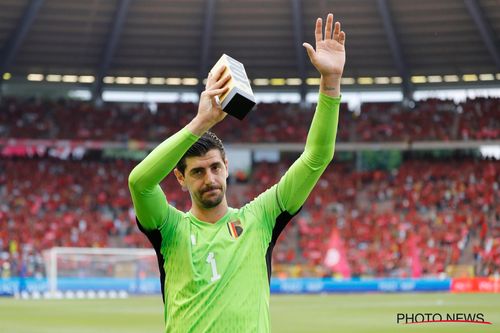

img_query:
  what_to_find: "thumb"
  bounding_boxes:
[302,42,315,60]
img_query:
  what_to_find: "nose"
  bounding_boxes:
[204,170,216,184]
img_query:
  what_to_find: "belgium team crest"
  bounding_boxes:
[227,220,243,239]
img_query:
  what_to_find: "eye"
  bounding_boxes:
[212,165,222,173]
[191,169,203,177]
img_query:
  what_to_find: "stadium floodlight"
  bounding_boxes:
[253,78,269,86]
[374,77,390,84]
[358,77,374,85]
[306,78,321,85]
[443,75,459,82]
[166,78,182,85]
[3,72,12,80]
[479,74,494,81]
[427,75,443,83]
[103,76,115,84]
[390,76,402,84]
[341,77,355,85]
[270,78,286,86]
[149,77,165,85]
[115,77,132,84]
[43,247,159,296]
[131,77,148,84]
[285,78,302,85]
[27,74,44,81]
[411,76,426,84]
[46,75,62,82]
[182,78,198,85]
[462,74,478,82]
[62,75,78,83]
[78,75,95,83]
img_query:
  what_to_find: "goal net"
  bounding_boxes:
[43,247,160,295]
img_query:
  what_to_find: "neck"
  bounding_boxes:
[190,198,229,224]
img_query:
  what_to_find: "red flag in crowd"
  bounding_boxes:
[323,228,351,278]
[409,233,422,278]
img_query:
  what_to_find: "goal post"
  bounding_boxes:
[43,247,160,295]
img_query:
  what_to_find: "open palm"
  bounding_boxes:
[303,14,346,77]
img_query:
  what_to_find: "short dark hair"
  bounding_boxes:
[176,131,225,175]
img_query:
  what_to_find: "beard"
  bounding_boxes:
[197,186,224,208]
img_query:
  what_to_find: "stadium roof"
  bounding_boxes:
[0,0,499,98]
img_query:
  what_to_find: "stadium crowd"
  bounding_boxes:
[1,97,499,143]
[1,95,498,279]
[1,155,498,279]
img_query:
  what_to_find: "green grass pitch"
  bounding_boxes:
[1,293,499,332]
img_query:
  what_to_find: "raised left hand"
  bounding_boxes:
[303,13,346,78]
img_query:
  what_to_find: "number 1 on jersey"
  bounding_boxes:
[206,252,221,282]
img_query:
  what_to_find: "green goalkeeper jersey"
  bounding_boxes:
[129,93,340,332]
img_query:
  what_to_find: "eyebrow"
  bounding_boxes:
[189,162,223,174]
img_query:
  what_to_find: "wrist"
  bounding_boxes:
[321,73,342,81]
[319,75,341,98]
[186,116,215,137]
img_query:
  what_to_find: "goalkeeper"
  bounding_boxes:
[128,13,346,332]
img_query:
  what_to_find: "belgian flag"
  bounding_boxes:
[227,220,243,239]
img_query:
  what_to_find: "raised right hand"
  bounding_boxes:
[195,66,231,129]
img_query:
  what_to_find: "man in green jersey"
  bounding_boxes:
[129,13,346,332]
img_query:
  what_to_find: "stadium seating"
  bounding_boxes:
[1,155,498,278]
[1,97,498,142]
[1,95,498,279]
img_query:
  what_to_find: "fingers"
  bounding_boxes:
[325,13,333,39]
[210,73,231,90]
[315,14,344,45]
[212,64,226,80]
[333,21,340,40]
[314,18,322,45]
[204,72,230,99]
[333,21,345,45]
[204,86,229,98]
[206,72,212,89]
[338,30,346,45]
[206,65,227,88]
[302,42,315,59]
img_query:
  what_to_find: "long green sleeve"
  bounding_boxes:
[131,94,340,332]
[276,92,340,214]
[128,128,200,230]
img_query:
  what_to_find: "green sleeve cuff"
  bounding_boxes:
[181,126,202,141]
[318,92,342,105]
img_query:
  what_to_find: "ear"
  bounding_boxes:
[224,158,229,179]
[174,168,186,189]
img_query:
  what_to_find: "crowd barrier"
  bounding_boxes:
[2,277,499,296]
[270,278,450,293]
[0,277,457,296]
[451,277,500,293]
[0,277,160,296]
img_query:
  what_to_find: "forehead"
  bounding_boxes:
[185,149,224,170]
